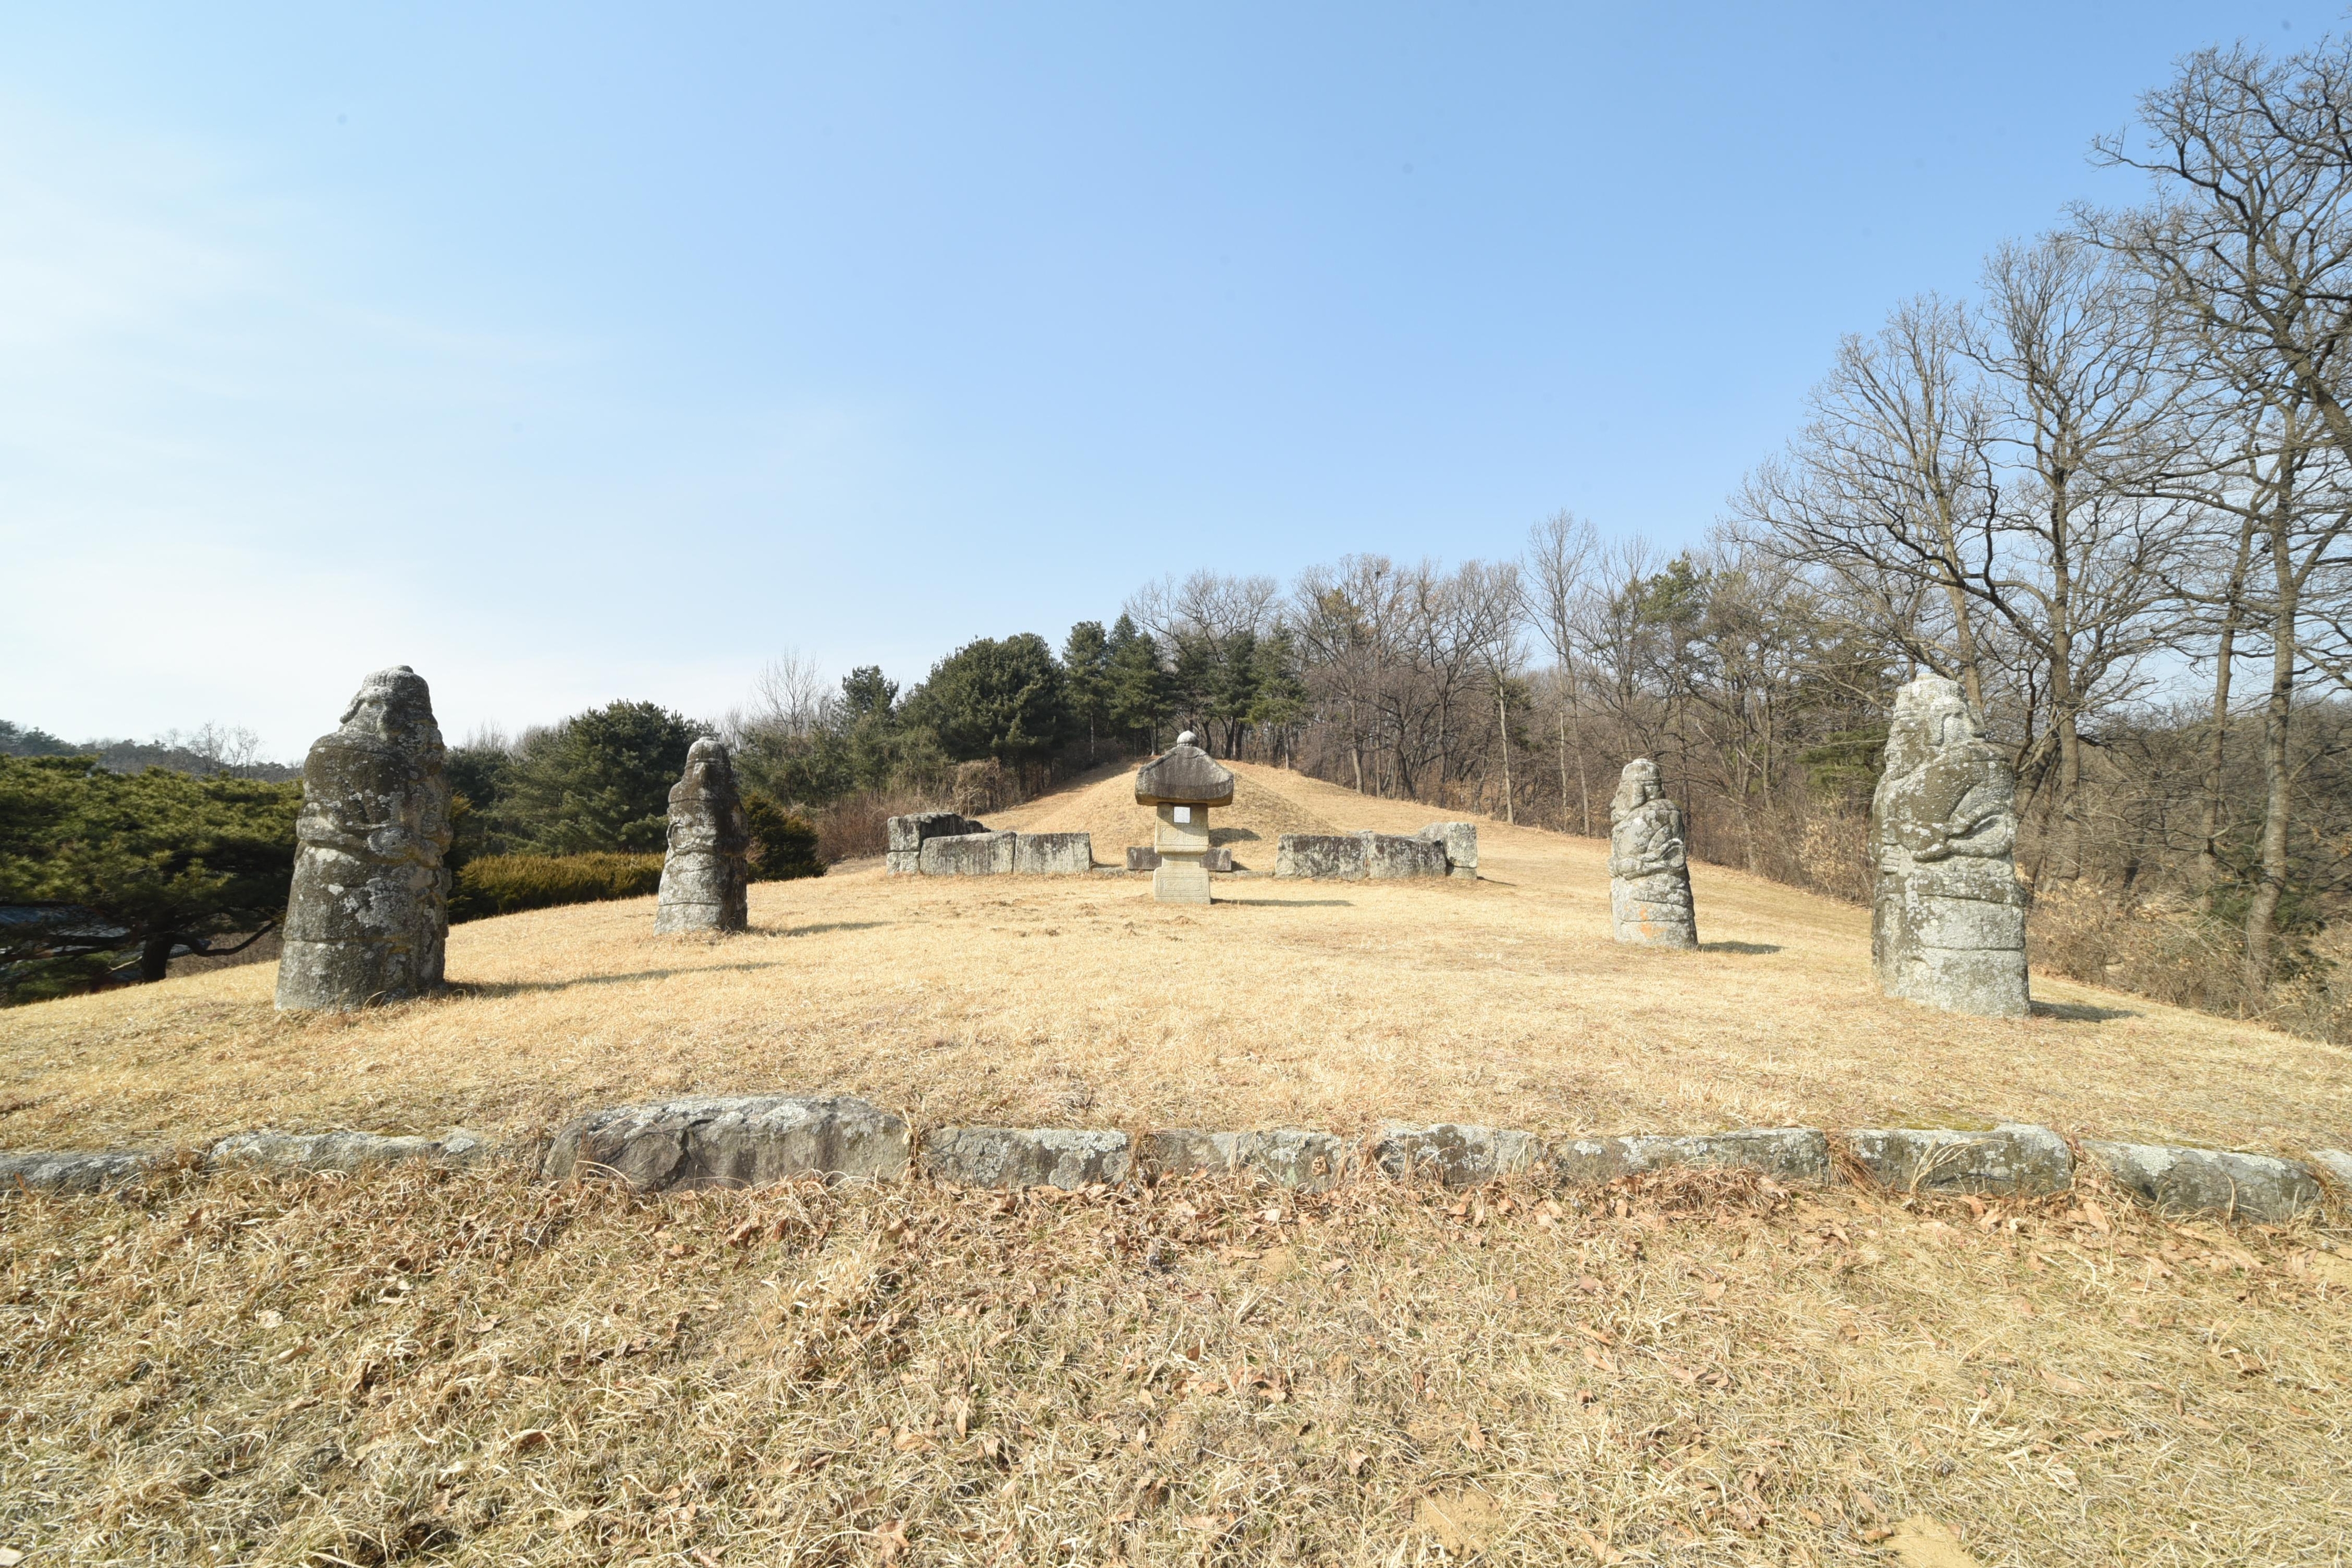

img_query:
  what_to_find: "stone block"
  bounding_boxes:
[1140,1128,1348,1192]
[1374,1124,1545,1186]
[1203,846,1235,873]
[887,811,981,854]
[1014,833,1093,875]
[209,1128,490,1172]
[1127,845,1160,872]
[1845,1124,2072,1196]
[2311,1149,2352,1192]
[1418,822,1478,875]
[885,850,920,875]
[0,1149,163,1194]
[1364,832,1449,879]
[2083,1141,2320,1223]
[1152,858,1212,904]
[1275,833,1368,879]
[918,830,1017,876]
[923,1127,1131,1189]
[542,1095,910,1192]
[1553,1128,1830,1185]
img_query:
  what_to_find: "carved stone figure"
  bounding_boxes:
[275,666,452,1010]
[1608,759,1698,948]
[654,738,751,933]
[1870,674,2030,1017]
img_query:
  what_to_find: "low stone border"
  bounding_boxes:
[6,1099,2347,1223]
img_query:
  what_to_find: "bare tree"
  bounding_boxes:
[1524,510,1600,832]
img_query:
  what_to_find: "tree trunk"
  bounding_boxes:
[2196,620,2239,914]
[138,934,177,984]
[1496,687,1514,825]
[2243,529,2299,999]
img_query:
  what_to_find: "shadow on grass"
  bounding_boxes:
[757,921,893,940]
[1702,941,1783,955]
[453,958,830,998]
[2033,998,2140,1023]
[1215,898,1356,908]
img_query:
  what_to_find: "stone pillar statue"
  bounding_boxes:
[654,738,751,933]
[1608,759,1698,948]
[276,666,452,1011]
[1134,732,1234,905]
[1870,674,2030,1017]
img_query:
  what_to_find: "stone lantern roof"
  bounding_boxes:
[1134,733,1235,807]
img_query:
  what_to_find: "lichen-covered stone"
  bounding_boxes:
[0,1149,163,1193]
[1133,741,1235,807]
[2083,1141,2319,1222]
[886,812,986,874]
[209,1128,490,1172]
[1418,822,1478,880]
[1363,833,1449,879]
[1609,760,1698,949]
[1846,1124,2072,1196]
[2312,1149,2352,1192]
[542,1095,909,1191]
[276,666,452,1011]
[922,1128,1131,1189]
[918,831,1018,876]
[1374,1125,1544,1186]
[1140,1128,1348,1191]
[1014,833,1093,875]
[1561,1128,1830,1185]
[1871,676,2030,1017]
[654,738,751,934]
[1275,833,1368,879]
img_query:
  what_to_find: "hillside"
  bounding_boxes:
[4,763,2349,1565]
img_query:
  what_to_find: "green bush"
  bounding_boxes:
[744,794,825,881]
[449,852,664,923]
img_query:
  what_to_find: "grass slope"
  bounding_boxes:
[2,764,2350,1563]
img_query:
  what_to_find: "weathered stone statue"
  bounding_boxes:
[1608,759,1698,948]
[1134,732,1234,904]
[1870,674,2030,1017]
[654,738,751,933]
[275,666,452,1011]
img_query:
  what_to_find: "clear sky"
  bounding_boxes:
[1,2,2334,759]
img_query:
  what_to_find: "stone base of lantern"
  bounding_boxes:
[1152,854,1212,904]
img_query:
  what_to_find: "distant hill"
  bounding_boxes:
[0,719,301,782]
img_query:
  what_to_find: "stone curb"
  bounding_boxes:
[6,1104,2341,1223]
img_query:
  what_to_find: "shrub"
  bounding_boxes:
[449,852,664,923]
[743,794,825,881]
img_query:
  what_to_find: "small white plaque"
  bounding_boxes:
[1172,806,1191,823]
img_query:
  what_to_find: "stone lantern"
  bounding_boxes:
[1134,731,1234,904]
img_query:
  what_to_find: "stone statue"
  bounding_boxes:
[1608,759,1698,948]
[276,667,452,1011]
[1870,674,2030,1017]
[654,738,751,933]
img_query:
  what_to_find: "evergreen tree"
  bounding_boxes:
[499,701,704,854]
[1105,614,1173,751]
[1061,621,1112,760]
[901,634,1067,766]
[0,756,302,995]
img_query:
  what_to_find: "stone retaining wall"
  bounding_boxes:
[10,1099,2344,1223]
[1274,829,1464,880]
[889,818,1094,876]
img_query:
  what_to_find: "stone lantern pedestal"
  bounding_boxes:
[1134,732,1234,906]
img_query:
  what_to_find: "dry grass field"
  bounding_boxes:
[4,764,2350,1565]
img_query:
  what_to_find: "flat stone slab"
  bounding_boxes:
[1013,833,1093,875]
[1374,1124,1544,1186]
[0,1149,164,1193]
[208,1128,491,1173]
[923,1127,1131,1189]
[1418,821,1478,875]
[919,830,1017,876]
[1275,833,1368,880]
[542,1095,910,1192]
[2083,1141,2320,1223]
[1846,1124,2072,1196]
[1363,833,1449,879]
[1140,1128,1348,1192]
[1555,1128,1831,1185]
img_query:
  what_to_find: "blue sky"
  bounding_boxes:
[1,2,2333,758]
